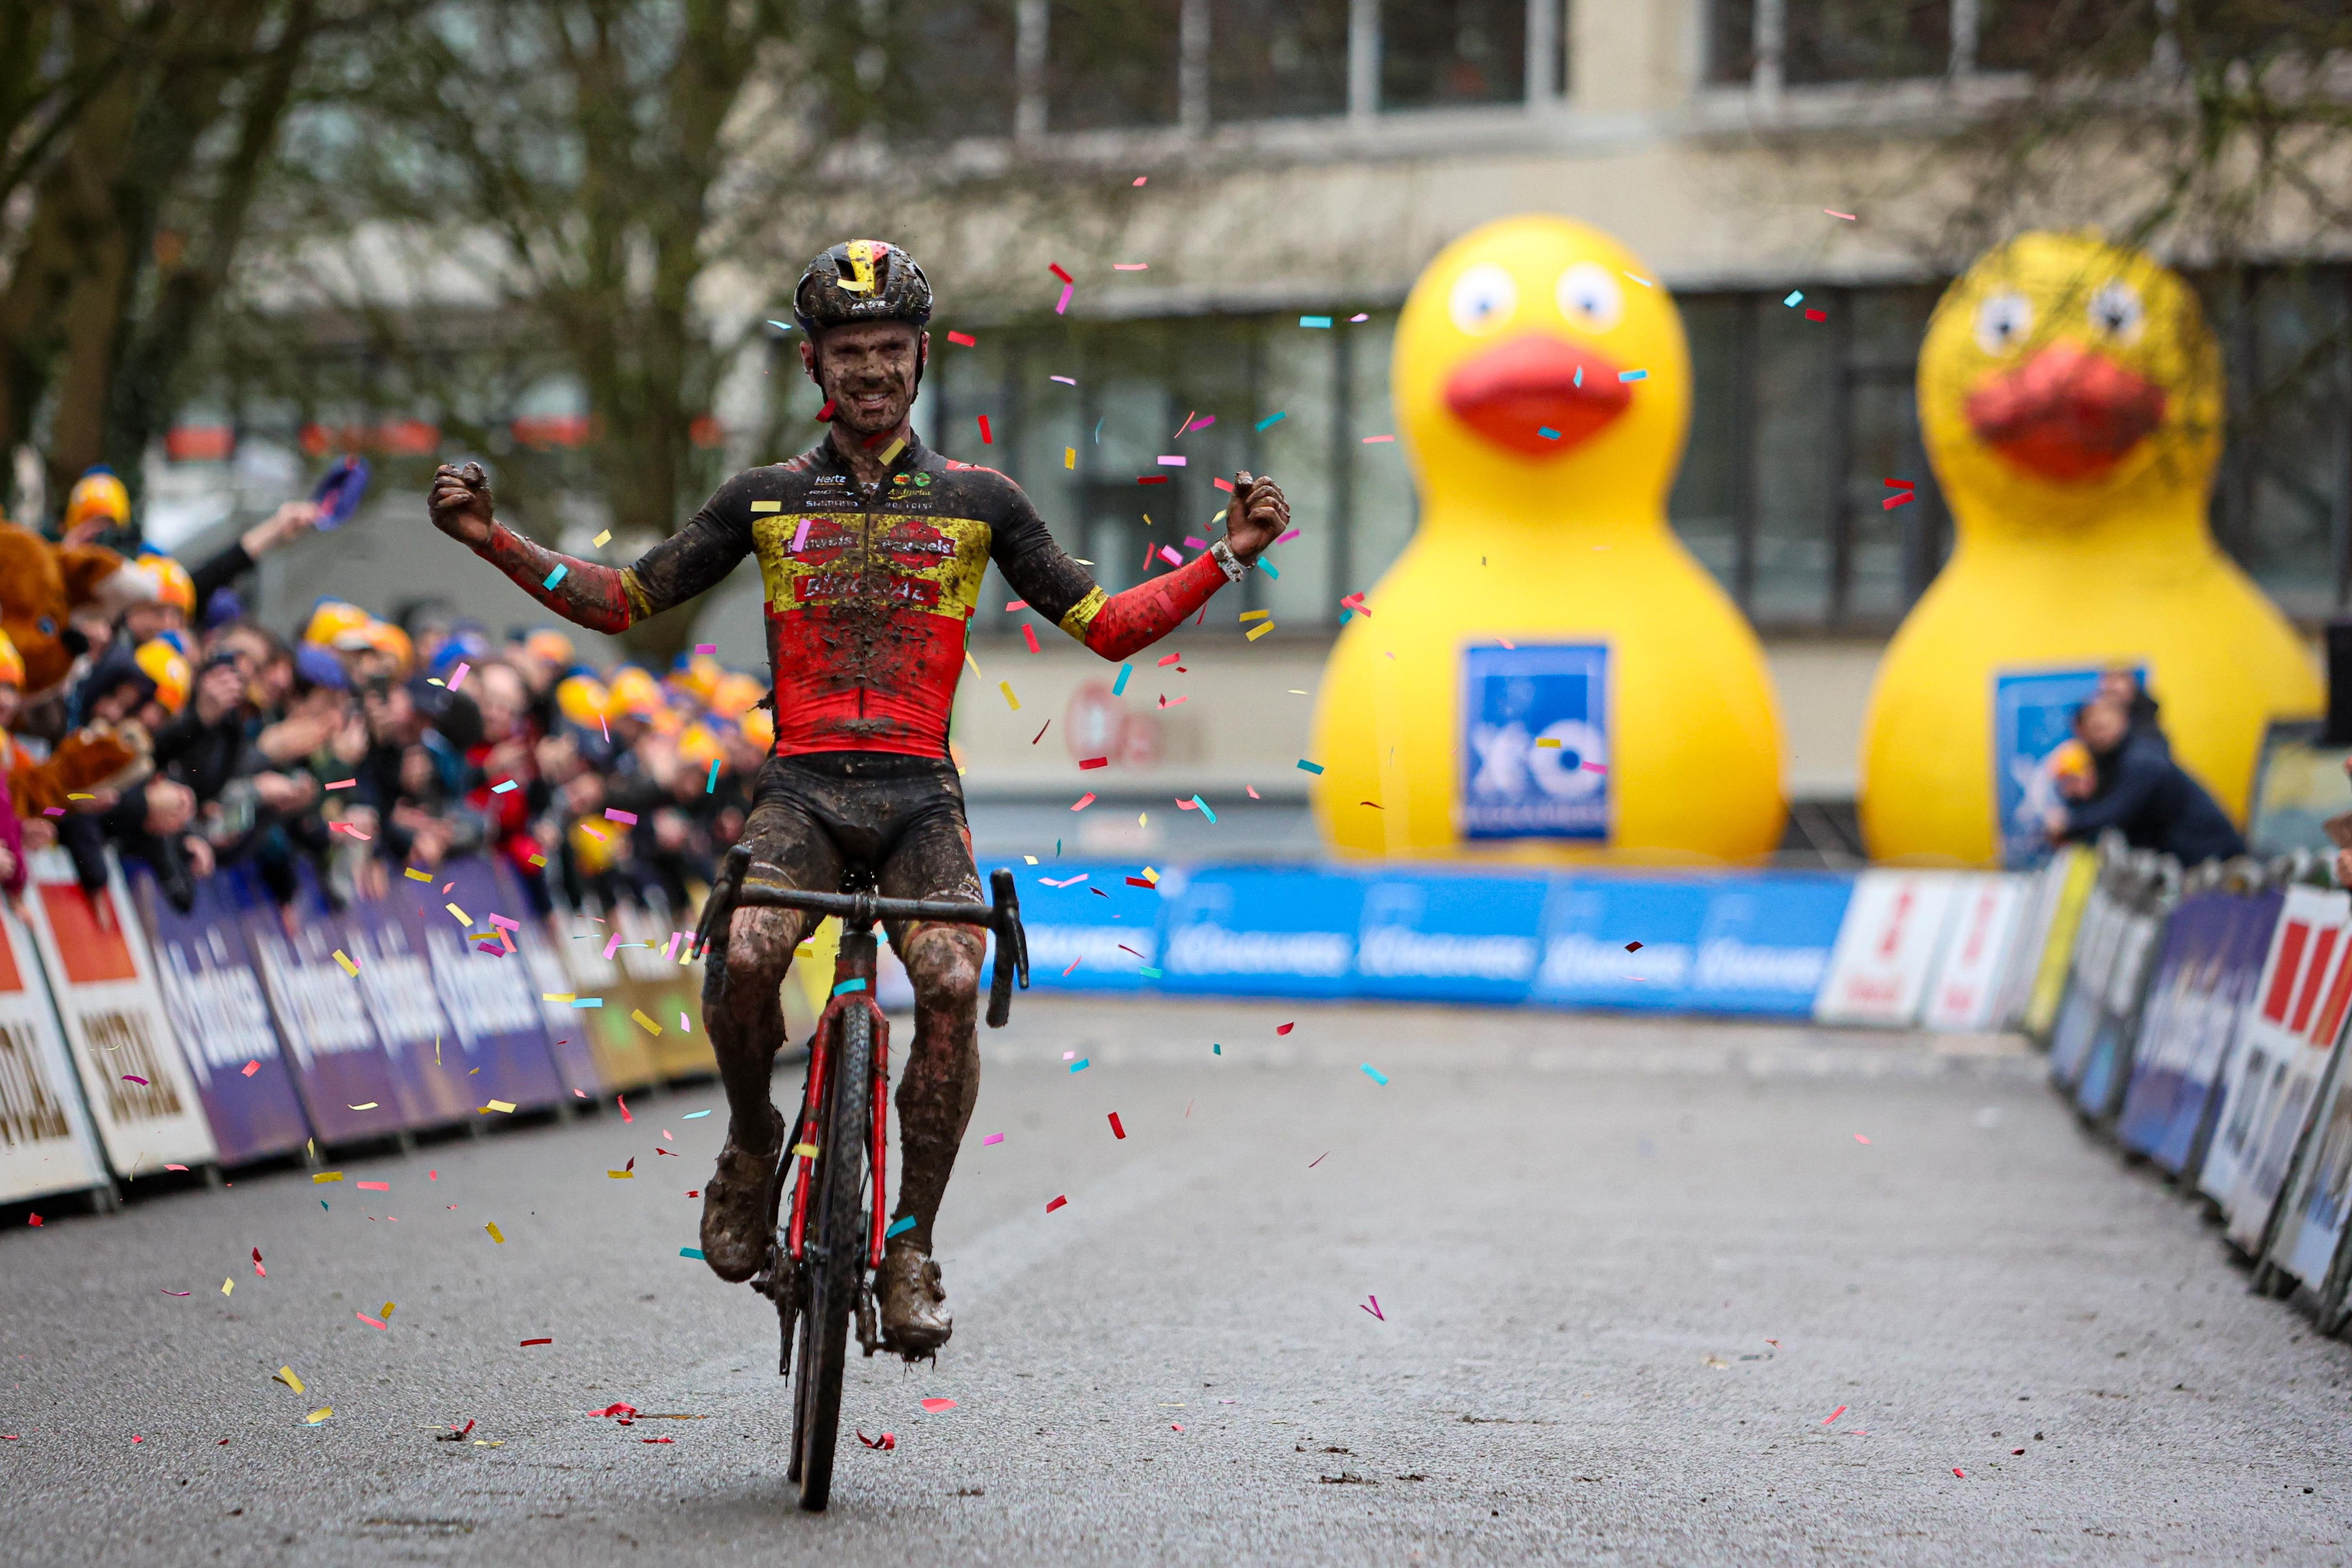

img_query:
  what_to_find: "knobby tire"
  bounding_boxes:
[792,1003,872,1512]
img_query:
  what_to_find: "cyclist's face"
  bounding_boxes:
[805,322,925,436]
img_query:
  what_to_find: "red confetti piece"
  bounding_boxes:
[1821,1405,1847,1425]
[977,414,993,444]
[618,1094,633,1123]
[1070,792,1096,811]
[1804,308,1827,322]
[857,1429,896,1449]
[1624,941,1643,952]
[1952,1467,1965,1478]
[947,330,976,347]
[1048,263,1072,284]
[241,1060,259,1077]
[26,1214,40,1226]
[1078,756,1108,770]
[593,1404,638,1418]
[1021,623,1040,654]
[1045,1195,1067,1213]
[1137,475,1169,485]
[519,1338,552,1347]
[1108,1112,1125,1140]
[642,1436,673,1443]
[1275,1022,1294,1035]
[920,1397,959,1412]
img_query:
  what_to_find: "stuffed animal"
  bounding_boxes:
[0,627,152,819]
[0,517,156,704]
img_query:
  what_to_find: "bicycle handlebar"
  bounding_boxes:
[692,847,1031,1027]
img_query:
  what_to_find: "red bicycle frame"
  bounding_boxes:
[783,926,892,1271]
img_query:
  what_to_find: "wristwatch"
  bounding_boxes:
[1209,538,1249,583]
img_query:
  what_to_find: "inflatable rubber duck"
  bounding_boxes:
[1309,215,1784,862]
[1860,232,2321,865]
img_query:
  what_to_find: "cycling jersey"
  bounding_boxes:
[469,432,1236,757]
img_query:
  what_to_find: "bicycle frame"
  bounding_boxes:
[783,922,893,1272]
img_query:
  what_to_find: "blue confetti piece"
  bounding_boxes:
[1069,1057,1090,1073]
[1783,290,1804,306]
[1255,412,1287,431]
[705,759,720,793]
[321,1200,329,1210]
[680,1246,706,1259]
[1139,966,1162,979]
[491,780,518,793]
[832,977,866,996]
[1211,1043,1221,1055]
[1361,1063,1389,1085]
[572,997,604,1008]
[1296,759,1324,774]
[543,564,568,589]
[1191,795,1215,823]
[1112,663,1131,696]
[884,1215,917,1239]
[1573,365,1584,388]
[1537,426,1561,441]
[1299,315,1333,329]
[764,319,794,332]
[681,1110,712,1119]
[1257,559,1278,578]
[1618,369,1647,382]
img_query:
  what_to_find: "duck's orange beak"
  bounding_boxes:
[1444,334,1630,458]
[1963,339,2167,483]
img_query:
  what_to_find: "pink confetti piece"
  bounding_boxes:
[447,661,470,691]
[790,518,811,551]
[1826,209,1858,220]
[488,914,519,931]
[1360,1295,1384,1320]
[162,1290,191,1296]
[1070,792,1096,811]
[241,1060,259,1077]
[1361,434,1394,444]
[920,1397,958,1413]
[694,643,716,654]
[357,1313,388,1329]
[1054,282,1073,314]
[617,1093,633,1124]
[983,1133,1004,1145]
[324,779,356,790]
[1155,455,1186,466]
[330,822,372,840]
[604,808,638,825]
[165,1164,187,1171]
[1050,375,1076,385]
[121,1074,149,1085]
[1275,528,1300,544]
[1112,262,1147,270]
[1822,1405,1847,1424]
[1157,545,1183,566]
[1854,1134,1871,1144]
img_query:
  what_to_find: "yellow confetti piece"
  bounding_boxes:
[1140,865,1160,883]
[1535,737,1562,748]
[527,853,547,867]
[485,1222,505,1244]
[445,903,472,924]
[67,791,94,800]
[1238,609,1270,622]
[221,1278,233,1296]
[593,529,612,546]
[791,1142,819,1159]
[274,1366,305,1393]
[1063,447,1076,469]
[381,1302,395,1318]
[305,1407,333,1425]
[630,1009,665,1036]
[999,680,1020,711]
[1246,621,1275,641]
[332,949,358,976]
[607,1169,633,1179]
[483,1100,516,1114]
[542,993,575,1002]
[964,650,982,677]
[404,868,433,882]
[879,436,907,466]
[313,1171,342,1183]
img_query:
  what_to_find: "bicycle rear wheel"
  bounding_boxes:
[790,1002,873,1512]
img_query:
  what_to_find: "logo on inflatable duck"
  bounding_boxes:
[1860,231,2320,865]
[1310,214,1785,863]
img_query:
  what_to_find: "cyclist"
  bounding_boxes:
[427,239,1291,1356]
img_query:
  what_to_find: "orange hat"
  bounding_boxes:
[739,705,774,753]
[524,628,575,666]
[303,599,372,648]
[361,619,415,676]
[65,469,131,533]
[134,553,196,614]
[0,628,22,688]
[134,639,192,715]
[678,721,724,771]
[605,665,662,719]
[555,674,608,727]
[668,653,723,703]
[709,672,764,720]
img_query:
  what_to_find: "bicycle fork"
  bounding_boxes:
[782,925,892,1276]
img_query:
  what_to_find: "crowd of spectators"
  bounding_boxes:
[0,470,772,922]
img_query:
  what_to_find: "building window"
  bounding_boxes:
[1211,0,1352,121]
[1380,0,1528,109]
[1784,0,1948,85]
[1048,0,1182,131]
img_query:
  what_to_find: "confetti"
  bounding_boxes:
[1625,941,1643,952]
[1275,1022,1295,1035]
[1071,792,1096,810]
[947,329,976,347]
[983,1133,1004,1145]
[593,529,613,546]
[884,1215,917,1239]
[1826,209,1858,220]
[1361,434,1394,444]
[274,1367,305,1393]
[618,1094,633,1123]
[1054,283,1073,314]
[1300,315,1333,329]
[1069,1058,1090,1073]
[485,1222,505,1243]
[520,1338,552,1347]
[305,1407,333,1425]
[680,1247,705,1259]
[682,1110,712,1119]
[858,1430,897,1449]
[630,1009,665,1036]
[1296,759,1324,774]
[1361,1064,1389,1085]
[792,1143,820,1159]
[1854,1134,1871,1144]
[1618,369,1648,382]
[314,1171,343,1183]
[542,566,567,590]
[1821,1405,1848,1425]
[1000,680,1020,711]
[331,950,358,977]
[1022,623,1040,653]
[447,661,470,691]
[1045,1196,1067,1213]
[484,1100,516,1114]
[357,1312,387,1329]
[1360,1295,1384,1320]
[1784,290,1805,306]
[1108,1112,1126,1140]
[121,1073,149,1085]
[604,808,638,825]
[404,867,433,881]
[241,1060,260,1076]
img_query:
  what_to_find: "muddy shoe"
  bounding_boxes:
[876,1240,952,1358]
[699,1106,784,1283]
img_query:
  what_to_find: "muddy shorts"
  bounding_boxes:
[738,751,983,954]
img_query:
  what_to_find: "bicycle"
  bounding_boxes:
[691,843,1029,1512]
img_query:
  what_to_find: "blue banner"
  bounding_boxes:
[1531,873,1851,1015]
[2116,889,2283,1172]
[1460,643,1610,840]
[1355,870,1550,1005]
[1992,666,2140,870]
[1161,866,1361,999]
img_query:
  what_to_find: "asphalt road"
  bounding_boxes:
[5,999,2351,1566]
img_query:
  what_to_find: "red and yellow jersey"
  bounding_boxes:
[471,432,1233,758]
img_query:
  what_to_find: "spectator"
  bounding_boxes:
[2047,692,2247,866]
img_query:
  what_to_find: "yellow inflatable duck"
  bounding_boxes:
[1860,232,2321,865]
[1309,215,1785,863]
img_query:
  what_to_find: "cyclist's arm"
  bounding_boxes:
[990,486,1235,661]
[461,481,756,633]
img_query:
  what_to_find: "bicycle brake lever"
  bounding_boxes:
[695,844,751,962]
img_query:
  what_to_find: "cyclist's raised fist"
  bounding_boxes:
[429,461,496,546]
[1221,471,1291,562]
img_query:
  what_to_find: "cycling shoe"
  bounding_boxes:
[700,1105,784,1283]
[875,1240,952,1359]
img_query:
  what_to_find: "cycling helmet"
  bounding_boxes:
[792,240,934,336]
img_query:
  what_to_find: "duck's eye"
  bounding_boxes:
[1973,291,2033,355]
[2088,280,2144,344]
[1448,264,1517,335]
[1554,263,1623,331]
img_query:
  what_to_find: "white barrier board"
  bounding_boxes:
[1814,871,1964,1028]
[0,899,109,1204]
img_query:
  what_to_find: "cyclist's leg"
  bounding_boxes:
[697,761,841,1281]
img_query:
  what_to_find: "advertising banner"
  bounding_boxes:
[1992,666,2126,869]
[1815,871,1962,1027]
[2266,1026,2352,1292]
[132,865,311,1166]
[394,857,570,1109]
[2071,880,2174,1123]
[2223,885,2352,1254]
[542,903,662,1089]
[1013,865,1161,993]
[604,897,718,1080]
[2046,868,2128,1088]
[0,897,109,1204]
[2201,885,2350,1216]
[243,912,413,1144]
[1922,875,2027,1032]
[1536,873,1849,1016]
[1162,866,1361,1000]
[1460,643,1610,841]
[1356,870,1548,1007]
[18,849,217,1175]
[2114,889,2284,1176]
[2021,846,2099,1040]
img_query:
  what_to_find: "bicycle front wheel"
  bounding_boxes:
[791,1001,873,1512]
